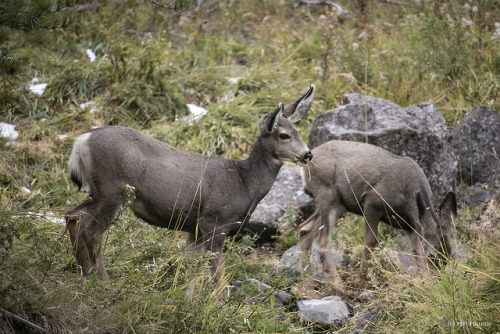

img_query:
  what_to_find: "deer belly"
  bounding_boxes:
[129,198,198,232]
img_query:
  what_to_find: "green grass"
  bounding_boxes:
[0,0,499,332]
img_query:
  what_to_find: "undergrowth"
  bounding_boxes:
[0,0,499,332]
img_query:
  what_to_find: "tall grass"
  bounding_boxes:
[366,233,499,333]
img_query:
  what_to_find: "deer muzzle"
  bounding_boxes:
[296,151,313,165]
[304,151,313,161]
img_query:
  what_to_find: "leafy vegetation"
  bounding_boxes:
[1,0,499,332]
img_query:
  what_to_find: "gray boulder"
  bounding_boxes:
[245,166,312,243]
[450,106,500,187]
[297,296,350,325]
[308,93,457,203]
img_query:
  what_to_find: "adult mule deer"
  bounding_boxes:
[299,140,457,288]
[66,85,315,286]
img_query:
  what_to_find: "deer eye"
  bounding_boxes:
[279,133,290,140]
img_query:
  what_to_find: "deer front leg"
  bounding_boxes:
[185,232,206,299]
[362,206,381,272]
[204,233,226,287]
[198,221,229,290]
[185,225,227,299]
[406,230,425,269]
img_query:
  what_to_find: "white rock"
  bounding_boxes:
[86,49,96,62]
[186,103,208,121]
[28,78,47,96]
[20,212,66,225]
[79,101,92,109]
[80,101,99,114]
[0,122,18,140]
[227,77,241,84]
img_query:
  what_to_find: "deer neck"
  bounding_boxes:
[237,136,282,199]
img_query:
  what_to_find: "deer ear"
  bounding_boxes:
[283,85,315,123]
[438,191,458,227]
[258,102,283,134]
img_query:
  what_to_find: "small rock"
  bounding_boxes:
[272,266,302,286]
[186,103,208,121]
[453,243,472,263]
[297,296,350,325]
[358,290,375,302]
[352,307,381,333]
[0,122,18,140]
[395,251,419,274]
[28,78,48,96]
[86,49,96,62]
[460,184,496,205]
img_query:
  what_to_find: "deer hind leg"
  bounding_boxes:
[316,204,345,289]
[298,209,320,270]
[66,195,125,283]
[66,197,94,276]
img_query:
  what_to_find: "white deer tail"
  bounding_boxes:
[68,132,91,191]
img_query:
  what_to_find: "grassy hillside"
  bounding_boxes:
[1,0,499,332]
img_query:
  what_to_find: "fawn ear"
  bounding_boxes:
[258,102,283,134]
[283,84,315,123]
[437,191,458,230]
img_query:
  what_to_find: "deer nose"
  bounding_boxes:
[304,151,313,161]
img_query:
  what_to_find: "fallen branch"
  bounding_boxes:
[144,0,190,14]
[60,3,101,12]
[0,308,48,333]
[378,0,407,5]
